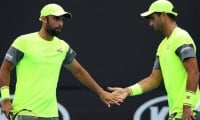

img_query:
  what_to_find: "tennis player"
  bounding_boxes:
[0,3,122,120]
[108,0,200,119]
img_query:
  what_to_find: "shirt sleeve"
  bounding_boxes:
[175,44,196,61]
[63,48,77,64]
[153,56,161,70]
[4,46,24,65]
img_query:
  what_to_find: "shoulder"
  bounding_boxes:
[174,27,192,40]
[170,27,194,49]
[18,32,37,39]
[14,32,37,42]
[12,32,37,50]
[54,37,70,47]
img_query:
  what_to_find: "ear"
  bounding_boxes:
[40,16,47,23]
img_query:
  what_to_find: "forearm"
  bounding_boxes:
[128,77,161,96]
[183,72,199,107]
[138,76,160,92]
[0,69,11,101]
[72,67,103,94]
[127,70,162,96]
[186,72,199,92]
[0,70,11,87]
[183,58,200,92]
[183,58,200,108]
[0,70,12,117]
[0,60,14,87]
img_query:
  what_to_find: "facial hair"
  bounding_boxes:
[45,19,61,37]
[154,19,164,33]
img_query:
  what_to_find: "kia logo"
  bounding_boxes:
[133,95,168,120]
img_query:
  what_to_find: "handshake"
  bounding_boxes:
[98,86,131,108]
[98,83,143,107]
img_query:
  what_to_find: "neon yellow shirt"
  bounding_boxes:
[157,27,200,117]
[9,32,71,117]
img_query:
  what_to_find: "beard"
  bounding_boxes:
[45,19,61,37]
[46,25,61,37]
[154,21,164,33]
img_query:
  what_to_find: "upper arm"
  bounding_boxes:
[0,44,23,86]
[142,56,163,86]
[151,56,163,85]
[175,43,198,73]
[63,47,78,74]
[183,57,199,73]
[183,57,199,91]
[183,57,199,82]
[153,56,160,70]
[175,43,199,81]
[150,69,163,83]
[63,48,77,65]
[0,60,15,72]
[175,44,196,61]
[1,46,24,72]
[63,59,82,74]
[175,39,199,90]
[5,46,24,65]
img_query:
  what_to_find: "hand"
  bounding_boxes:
[98,90,123,108]
[1,99,12,119]
[107,87,129,102]
[182,105,195,120]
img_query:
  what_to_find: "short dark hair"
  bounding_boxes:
[154,12,176,20]
[167,13,176,20]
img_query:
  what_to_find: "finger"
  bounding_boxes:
[5,111,10,118]
[1,111,9,119]
[2,109,12,119]
[191,116,195,120]
[110,99,122,106]
[107,87,113,91]
[107,87,117,91]
[117,98,124,103]
[105,98,119,106]
[113,96,124,103]
[112,96,124,104]
[114,101,121,106]
[1,110,7,115]
[113,93,125,101]
[106,102,111,108]
[1,109,4,114]
[108,101,119,106]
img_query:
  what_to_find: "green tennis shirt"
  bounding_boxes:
[156,27,200,117]
[5,32,75,117]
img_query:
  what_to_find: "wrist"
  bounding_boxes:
[128,83,143,96]
[0,86,10,101]
[123,88,130,97]
[183,90,195,107]
[96,87,105,95]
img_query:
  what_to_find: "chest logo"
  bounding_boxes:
[57,48,64,52]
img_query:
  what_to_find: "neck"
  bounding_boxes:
[164,21,177,38]
[38,28,54,41]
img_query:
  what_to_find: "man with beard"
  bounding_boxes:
[108,0,200,120]
[0,3,122,120]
